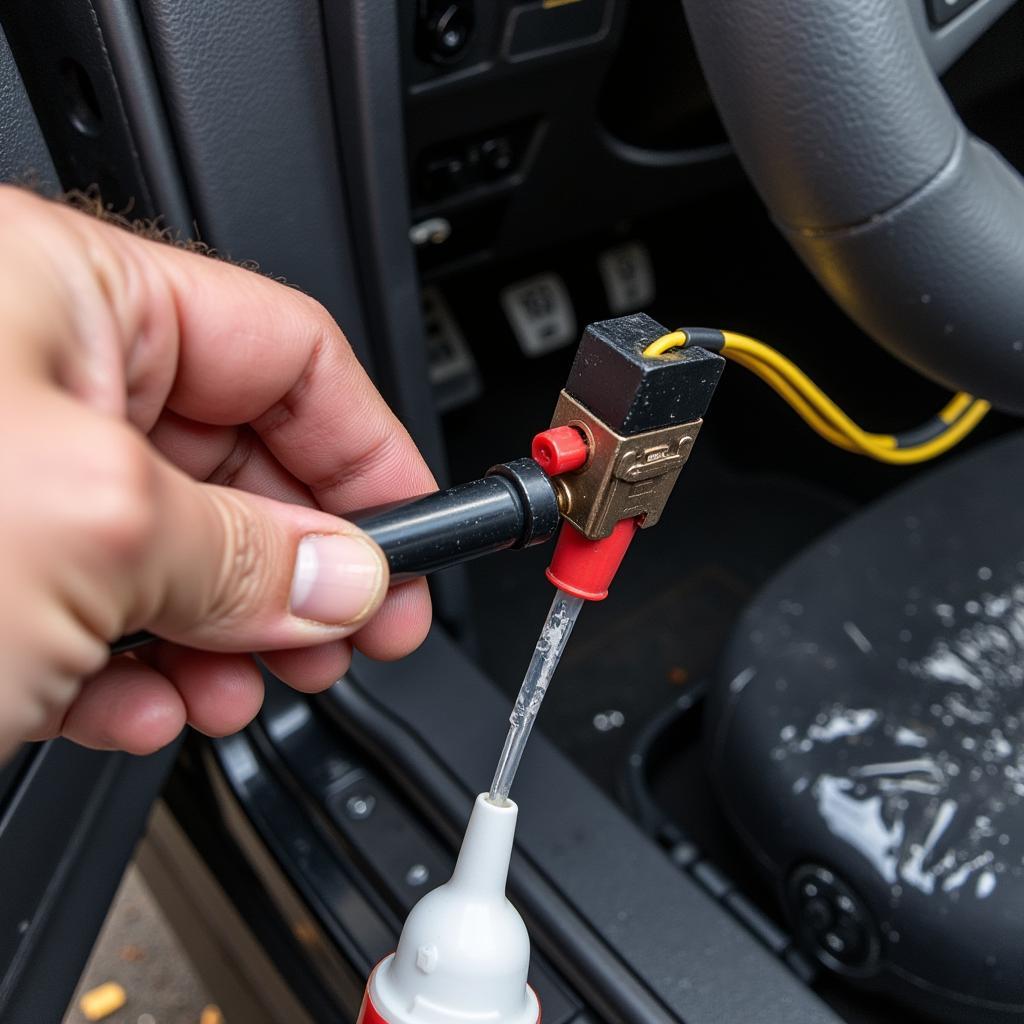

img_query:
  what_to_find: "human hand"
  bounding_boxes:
[0,187,435,759]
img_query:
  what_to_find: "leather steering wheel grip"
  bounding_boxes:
[680,0,1024,413]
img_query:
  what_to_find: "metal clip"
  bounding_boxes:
[547,391,701,540]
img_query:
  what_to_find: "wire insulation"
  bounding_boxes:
[645,329,989,464]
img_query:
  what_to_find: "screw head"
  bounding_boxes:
[345,794,376,820]
[405,864,431,887]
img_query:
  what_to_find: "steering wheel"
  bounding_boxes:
[680,0,1024,414]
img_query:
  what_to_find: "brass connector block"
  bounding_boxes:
[548,391,702,540]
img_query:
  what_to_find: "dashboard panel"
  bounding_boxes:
[399,0,736,277]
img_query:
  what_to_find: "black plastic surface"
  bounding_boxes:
[910,0,1017,73]
[1,0,171,216]
[402,0,737,276]
[351,458,560,578]
[319,0,450,482]
[709,431,1024,1022]
[0,26,58,191]
[598,0,725,152]
[87,0,193,232]
[566,314,725,433]
[136,0,375,368]
[507,1,608,59]
[928,0,980,28]
[214,730,382,1007]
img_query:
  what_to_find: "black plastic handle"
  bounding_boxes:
[109,458,560,656]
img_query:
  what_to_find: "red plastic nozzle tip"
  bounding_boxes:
[532,426,588,476]
[545,518,640,601]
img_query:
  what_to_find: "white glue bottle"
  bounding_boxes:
[357,793,540,1024]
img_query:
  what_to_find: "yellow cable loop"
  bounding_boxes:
[724,351,860,452]
[643,330,689,358]
[720,332,899,451]
[720,332,991,463]
[644,331,882,452]
[643,330,989,464]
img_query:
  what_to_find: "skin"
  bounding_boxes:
[0,186,436,759]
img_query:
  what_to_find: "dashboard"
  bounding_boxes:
[399,0,734,277]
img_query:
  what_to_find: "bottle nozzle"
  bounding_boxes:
[359,794,539,1024]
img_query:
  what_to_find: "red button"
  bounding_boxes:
[531,426,588,476]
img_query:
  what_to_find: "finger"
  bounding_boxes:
[124,234,437,509]
[22,693,76,746]
[152,420,431,661]
[352,579,432,662]
[191,433,431,662]
[151,646,265,737]
[259,642,352,693]
[148,416,431,662]
[147,410,240,480]
[61,656,187,755]
[123,442,390,652]
[4,191,435,513]
[149,412,315,506]
[0,189,130,417]
[149,419,358,686]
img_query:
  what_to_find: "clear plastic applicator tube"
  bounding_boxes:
[489,589,585,804]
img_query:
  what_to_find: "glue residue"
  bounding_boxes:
[768,578,1024,905]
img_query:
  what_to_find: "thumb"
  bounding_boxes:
[129,453,390,651]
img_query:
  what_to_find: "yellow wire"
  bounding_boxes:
[724,336,989,462]
[724,348,859,451]
[939,392,973,423]
[860,399,990,464]
[721,332,990,462]
[644,330,689,358]
[647,330,888,453]
[644,330,989,464]
[720,332,900,451]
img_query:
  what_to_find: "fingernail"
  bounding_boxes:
[290,534,385,625]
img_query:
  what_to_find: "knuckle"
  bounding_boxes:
[301,292,337,331]
[304,298,349,355]
[83,428,160,561]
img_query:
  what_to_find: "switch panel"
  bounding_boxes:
[415,121,535,204]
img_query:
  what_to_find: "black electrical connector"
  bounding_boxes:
[349,457,560,581]
[109,458,559,655]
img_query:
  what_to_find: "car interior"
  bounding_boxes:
[0,1,1022,1022]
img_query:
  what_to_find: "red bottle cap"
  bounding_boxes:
[545,518,640,601]
[531,426,589,476]
[357,988,389,1024]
